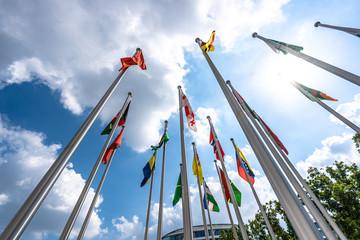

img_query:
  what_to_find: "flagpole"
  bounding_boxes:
[315,21,360,38]
[214,161,239,240]
[178,86,193,240]
[207,116,248,240]
[227,80,336,240]
[252,32,360,87]
[292,81,360,134]
[195,37,322,240]
[229,138,276,240]
[0,48,141,240]
[144,150,157,240]
[156,120,168,240]
[255,113,348,240]
[77,126,125,240]
[203,180,215,240]
[60,95,132,240]
[192,142,209,240]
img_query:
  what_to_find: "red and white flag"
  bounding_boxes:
[180,88,197,132]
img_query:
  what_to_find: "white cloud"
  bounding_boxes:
[0,0,290,153]
[296,132,360,177]
[192,107,218,146]
[0,115,104,239]
[112,216,143,240]
[330,93,360,126]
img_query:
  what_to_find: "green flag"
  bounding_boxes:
[151,130,169,150]
[296,82,338,101]
[172,173,182,206]
[270,39,303,55]
[230,181,242,207]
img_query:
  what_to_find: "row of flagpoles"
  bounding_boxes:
[1,21,359,240]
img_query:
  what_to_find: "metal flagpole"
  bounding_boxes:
[0,47,140,240]
[194,37,322,240]
[214,161,239,240]
[77,126,125,240]
[256,112,348,240]
[178,86,193,240]
[315,21,360,38]
[192,143,209,240]
[156,120,169,240]
[207,116,248,240]
[230,138,276,240]
[292,81,360,134]
[203,180,215,240]
[61,95,132,239]
[144,151,158,240]
[253,32,360,87]
[227,81,336,240]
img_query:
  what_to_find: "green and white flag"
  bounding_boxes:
[172,173,182,206]
[203,180,219,212]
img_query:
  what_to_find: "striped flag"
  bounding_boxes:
[235,145,255,184]
[296,82,338,101]
[203,180,219,212]
[140,152,156,187]
[101,102,131,135]
[201,30,216,52]
[151,127,169,150]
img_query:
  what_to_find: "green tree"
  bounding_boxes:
[220,161,360,240]
[306,161,360,239]
[352,133,360,153]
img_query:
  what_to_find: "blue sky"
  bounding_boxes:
[1,0,360,239]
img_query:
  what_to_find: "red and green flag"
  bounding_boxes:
[151,128,169,150]
[296,82,338,101]
[220,168,241,207]
[203,180,219,212]
[102,127,125,164]
[101,103,131,135]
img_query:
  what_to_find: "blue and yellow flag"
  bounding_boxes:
[236,145,255,184]
[140,152,156,187]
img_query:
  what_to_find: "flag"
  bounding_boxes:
[192,149,203,185]
[140,152,156,187]
[220,168,241,207]
[232,90,259,121]
[235,145,255,184]
[203,180,219,212]
[172,173,182,206]
[180,88,197,132]
[102,127,125,164]
[201,30,216,52]
[151,128,170,150]
[270,39,303,55]
[119,50,147,71]
[296,82,338,101]
[101,103,131,135]
[209,130,225,161]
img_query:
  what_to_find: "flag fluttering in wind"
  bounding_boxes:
[296,82,338,101]
[151,128,170,150]
[235,145,255,184]
[192,148,203,185]
[180,88,197,132]
[209,129,225,161]
[269,39,304,55]
[102,127,125,164]
[203,181,219,212]
[172,173,182,206]
[140,152,156,187]
[200,30,216,52]
[220,168,241,207]
[101,103,131,135]
[231,89,289,155]
[119,50,147,71]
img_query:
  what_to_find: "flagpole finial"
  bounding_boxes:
[226,80,231,84]
[314,21,321,27]
[207,115,211,119]
[230,138,234,141]
[136,48,142,53]
[252,32,258,38]
[128,92,132,96]
[177,85,182,89]
[164,120,168,124]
